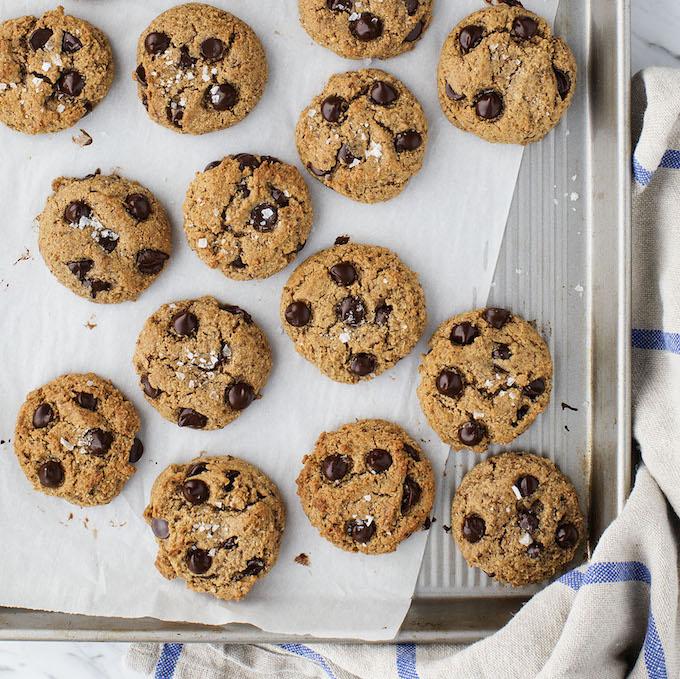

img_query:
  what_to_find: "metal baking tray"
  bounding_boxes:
[0,0,631,643]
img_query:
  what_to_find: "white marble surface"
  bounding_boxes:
[0,0,674,677]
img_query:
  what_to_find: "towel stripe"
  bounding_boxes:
[154,643,183,679]
[632,329,680,354]
[633,149,680,186]
[279,644,337,678]
[634,156,654,185]
[396,644,419,679]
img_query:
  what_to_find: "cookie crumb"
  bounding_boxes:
[294,553,310,567]
[72,129,93,147]
[334,235,350,245]
[84,315,97,330]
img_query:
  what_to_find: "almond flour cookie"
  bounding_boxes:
[14,373,142,507]
[281,241,427,383]
[451,452,583,586]
[183,154,313,281]
[437,4,577,145]
[418,308,552,453]
[134,3,267,135]
[38,173,172,304]
[298,0,433,60]
[297,419,434,554]
[134,296,271,430]
[295,69,428,203]
[0,8,114,135]
[144,455,285,601]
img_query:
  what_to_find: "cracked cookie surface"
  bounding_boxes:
[297,419,434,554]
[14,373,142,507]
[295,69,427,203]
[144,455,285,601]
[417,308,552,452]
[134,3,267,135]
[183,154,313,281]
[299,0,433,60]
[38,173,172,304]
[451,452,583,586]
[133,295,272,430]
[281,241,427,384]
[437,4,576,145]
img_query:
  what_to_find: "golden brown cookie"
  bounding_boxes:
[297,419,434,554]
[14,373,142,507]
[451,452,584,586]
[437,4,577,144]
[144,455,285,601]
[183,154,313,280]
[134,3,267,135]
[418,308,552,453]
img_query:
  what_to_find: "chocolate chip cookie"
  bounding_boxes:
[295,69,428,203]
[134,3,267,135]
[451,452,583,586]
[281,241,427,383]
[0,8,114,134]
[298,0,433,60]
[144,455,285,600]
[38,173,172,304]
[183,154,313,281]
[297,419,434,554]
[14,373,142,507]
[437,4,577,145]
[134,296,271,430]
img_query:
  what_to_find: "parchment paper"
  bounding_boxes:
[0,0,558,640]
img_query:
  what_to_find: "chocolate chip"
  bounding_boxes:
[178,46,196,69]
[187,462,207,476]
[337,296,365,326]
[172,311,199,336]
[337,144,357,165]
[135,64,147,86]
[64,201,91,224]
[366,449,392,473]
[476,91,504,120]
[231,255,246,268]
[483,307,511,329]
[227,383,254,410]
[462,514,485,542]
[335,235,350,245]
[374,304,392,326]
[126,438,143,464]
[251,203,278,232]
[351,13,383,41]
[347,519,376,543]
[296,241,306,252]
[201,37,224,60]
[369,81,398,105]
[29,28,53,51]
[523,379,546,398]
[450,322,479,345]
[177,408,207,429]
[445,83,464,101]
[168,104,184,126]
[38,460,64,488]
[123,193,151,220]
[142,93,149,110]
[322,454,349,481]
[183,478,209,504]
[151,518,169,538]
[233,153,261,170]
[204,160,221,171]
[285,301,311,327]
[62,32,82,53]
[459,421,485,446]
[145,32,170,55]
[86,428,113,456]
[527,541,543,558]
[186,548,212,574]
[327,0,352,9]
[74,392,97,410]
[240,558,265,577]
[98,232,118,253]
[556,523,579,549]
[436,370,463,397]
[86,280,111,298]
[518,508,539,533]
[224,470,240,491]
[404,20,424,42]
[321,95,345,122]
[57,70,85,97]
[219,304,252,324]
[330,261,357,285]
[271,188,289,207]
[141,374,161,399]
[554,68,571,100]
[261,155,281,165]
[308,163,330,177]
[350,353,376,377]
[66,259,92,281]
[516,405,530,422]
[459,25,484,53]
[518,475,539,496]
[136,249,169,275]
[208,83,238,110]
[492,344,511,360]
[395,130,422,152]
[404,0,418,15]
[33,403,54,428]
[402,477,422,512]
[513,16,538,39]
[223,536,238,549]
[404,443,420,461]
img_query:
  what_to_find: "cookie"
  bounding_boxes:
[134,3,267,135]
[13,373,142,507]
[144,455,285,601]
[133,296,272,430]
[298,0,433,60]
[295,69,428,203]
[451,452,583,586]
[437,4,577,145]
[281,241,427,383]
[0,8,114,135]
[417,308,552,453]
[183,154,313,281]
[297,419,434,554]
[37,173,172,304]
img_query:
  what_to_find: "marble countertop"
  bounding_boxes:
[1,1,674,677]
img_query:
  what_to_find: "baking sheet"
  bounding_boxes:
[0,0,557,640]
